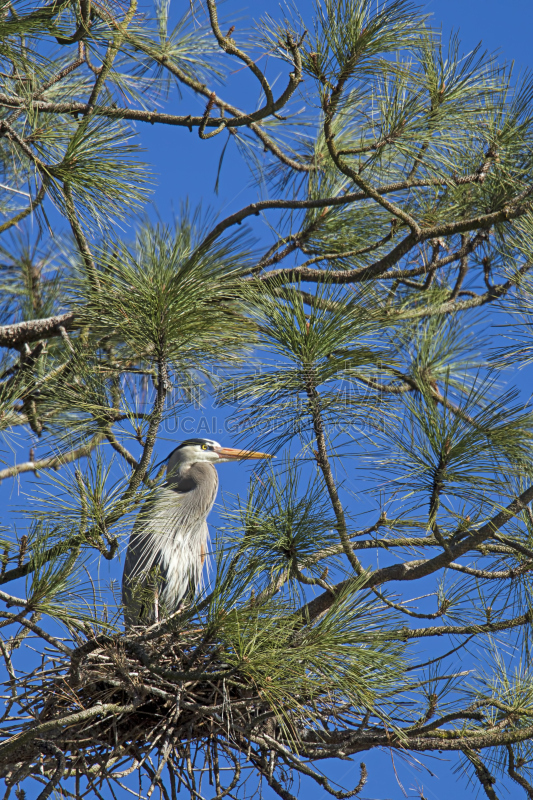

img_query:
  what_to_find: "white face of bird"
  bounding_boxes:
[166,438,272,470]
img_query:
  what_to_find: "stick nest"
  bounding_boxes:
[0,623,340,800]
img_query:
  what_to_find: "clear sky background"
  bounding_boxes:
[3,1,533,798]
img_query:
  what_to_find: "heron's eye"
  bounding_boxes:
[201,444,208,450]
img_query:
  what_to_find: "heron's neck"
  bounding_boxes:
[166,460,217,491]
[166,460,191,488]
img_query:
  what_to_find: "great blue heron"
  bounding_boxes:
[122,437,271,626]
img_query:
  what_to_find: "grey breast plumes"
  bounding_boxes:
[122,462,218,626]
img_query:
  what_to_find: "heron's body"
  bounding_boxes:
[121,438,270,627]
[122,461,218,626]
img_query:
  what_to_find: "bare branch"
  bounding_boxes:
[0,313,77,349]
[302,482,533,620]
[507,745,533,799]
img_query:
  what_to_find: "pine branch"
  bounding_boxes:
[302,482,533,620]
[0,313,77,349]
[464,750,500,800]
[0,434,102,480]
[506,745,533,799]
[0,183,47,235]
[391,609,533,640]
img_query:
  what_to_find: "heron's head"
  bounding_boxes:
[164,438,272,474]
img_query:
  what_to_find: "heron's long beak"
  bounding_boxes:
[215,446,273,461]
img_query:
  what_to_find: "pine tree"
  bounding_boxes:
[1,1,533,798]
